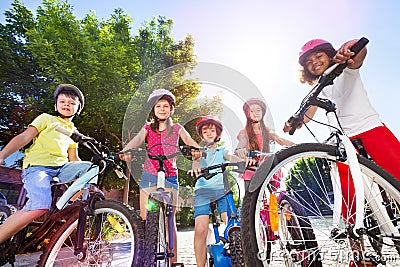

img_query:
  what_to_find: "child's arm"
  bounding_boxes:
[179,128,202,159]
[269,130,295,146]
[334,39,367,69]
[119,127,147,161]
[124,127,147,150]
[68,147,81,162]
[179,127,199,147]
[0,126,38,164]
[225,151,256,167]
[224,152,241,163]
[235,131,249,159]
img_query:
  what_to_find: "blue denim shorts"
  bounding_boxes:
[21,162,94,210]
[194,188,227,218]
[140,172,178,189]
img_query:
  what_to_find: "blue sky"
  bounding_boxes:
[1,0,399,149]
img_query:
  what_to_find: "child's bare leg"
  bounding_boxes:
[194,215,210,267]
[0,209,47,243]
[170,212,178,266]
[140,186,156,220]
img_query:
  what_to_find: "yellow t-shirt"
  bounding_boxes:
[22,113,77,168]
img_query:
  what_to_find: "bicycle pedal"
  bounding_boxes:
[171,263,184,267]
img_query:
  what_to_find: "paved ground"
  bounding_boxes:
[5,227,197,267]
[176,226,196,266]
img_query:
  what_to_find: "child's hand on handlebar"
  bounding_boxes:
[118,151,135,162]
[333,39,366,69]
[234,147,248,159]
[187,168,202,178]
[283,117,304,133]
[333,40,356,65]
[245,157,257,167]
[191,148,202,160]
[188,158,201,177]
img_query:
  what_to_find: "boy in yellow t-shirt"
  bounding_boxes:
[0,84,98,245]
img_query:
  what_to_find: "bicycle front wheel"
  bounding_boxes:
[241,143,400,267]
[37,199,144,267]
[229,227,245,267]
[143,201,169,267]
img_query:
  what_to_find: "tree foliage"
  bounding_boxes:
[0,0,222,197]
[286,157,333,215]
[0,0,52,144]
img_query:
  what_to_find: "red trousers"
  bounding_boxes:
[339,126,400,223]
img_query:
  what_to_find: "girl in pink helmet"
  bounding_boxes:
[120,88,200,265]
[235,97,294,193]
[285,38,400,267]
[284,38,400,180]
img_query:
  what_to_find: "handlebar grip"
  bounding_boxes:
[55,126,97,144]
[349,37,369,56]
[55,125,73,136]
[288,116,301,135]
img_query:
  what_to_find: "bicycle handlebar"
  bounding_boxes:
[55,126,126,179]
[119,145,203,159]
[287,37,369,135]
[55,126,98,144]
[248,150,271,158]
[193,161,251,180]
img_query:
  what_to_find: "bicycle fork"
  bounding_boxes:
[73,184,104,261]
[327,112,398,240]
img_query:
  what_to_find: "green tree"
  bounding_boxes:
[1,0,223,204]
[0,0,52,145]
[286,157,333,215]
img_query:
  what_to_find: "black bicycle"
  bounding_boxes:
[120,144,199,267]
[0,127,144,266]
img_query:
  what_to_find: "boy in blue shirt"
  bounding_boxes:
[192,116,253,267]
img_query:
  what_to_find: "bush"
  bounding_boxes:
[176,206,194,227]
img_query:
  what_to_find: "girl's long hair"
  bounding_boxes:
[245,118,270,152]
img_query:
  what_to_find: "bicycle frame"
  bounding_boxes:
[6,164,103,260]
[148,166,176,255]
[3,129,129,263]
[141,145,197,266]
[208,186,240,267]
[198,162,246,267]
[284,36,398,241]
[325,111,398,238]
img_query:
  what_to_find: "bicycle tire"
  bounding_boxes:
[0,205,17,266]
[279,195,322,267]
[37,199,144,267]
[229,227,245,267]
[143,201,169,267]
[241,143,400,267]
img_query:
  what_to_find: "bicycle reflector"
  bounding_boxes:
[107,215,124,233]
[146,199,158,211]
[269,194,279,232]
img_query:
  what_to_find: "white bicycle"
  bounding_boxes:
[241,37,400,267]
